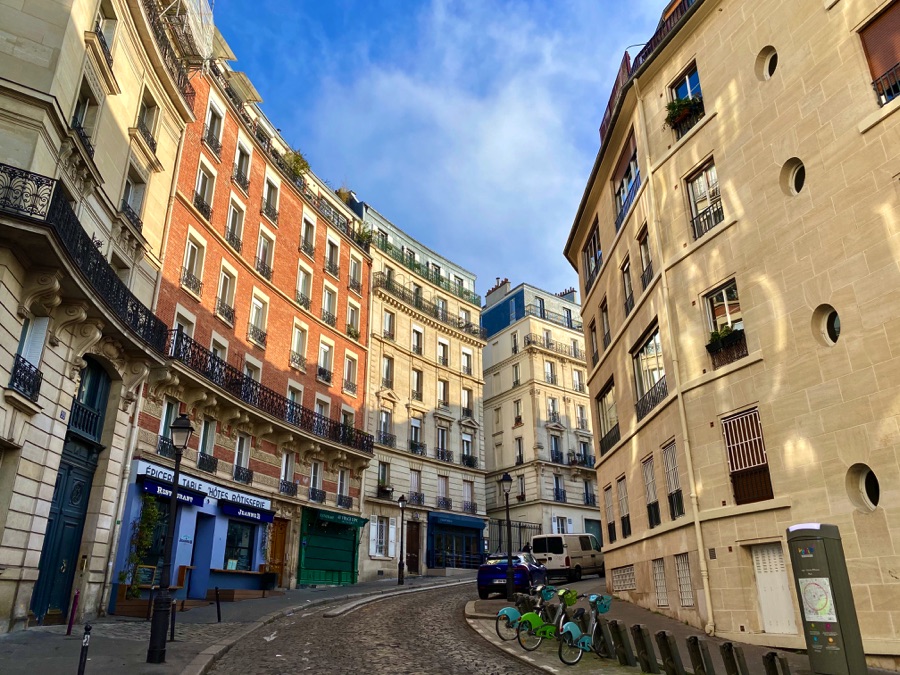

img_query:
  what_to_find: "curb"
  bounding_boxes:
[179,578,473,675]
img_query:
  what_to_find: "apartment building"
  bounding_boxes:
[0,0,199,630]
[481,280,599,550]
[564,0,900,667]
[352,199,487,580]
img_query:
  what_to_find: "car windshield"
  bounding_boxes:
[486,555,522,565]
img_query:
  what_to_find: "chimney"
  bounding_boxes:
[485,277,512,308]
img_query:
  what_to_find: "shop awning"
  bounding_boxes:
[314,508,369,528]
[428,512,487,530]
[220,500,275,523]
[140,476,205,506]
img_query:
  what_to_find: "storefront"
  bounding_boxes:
[110,459,275,610]
[426,512,487,569]
[297,508,368,586]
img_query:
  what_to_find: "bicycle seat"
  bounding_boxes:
[572,607,586,620]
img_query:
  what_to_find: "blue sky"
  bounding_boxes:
[213,1,665,299]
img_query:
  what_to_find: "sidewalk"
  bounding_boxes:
[465,578,896,675]
[0,572,474,675]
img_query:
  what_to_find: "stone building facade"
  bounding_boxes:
[564,0,900,667]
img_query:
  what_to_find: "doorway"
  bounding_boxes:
[268,518,289,587]
[752,543,797,634]
[189,514,216,599]
[406,521,420,574]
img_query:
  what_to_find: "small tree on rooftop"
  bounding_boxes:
[283,147,310,178]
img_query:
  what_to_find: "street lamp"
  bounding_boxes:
[147,413,194,664]
[397,494,407,585]
[500,472,514,601]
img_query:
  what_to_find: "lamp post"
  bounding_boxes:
[500,472,514,601]
[397,494,407,585]
[147,413,194,664]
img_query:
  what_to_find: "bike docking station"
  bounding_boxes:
[786,523,867,675]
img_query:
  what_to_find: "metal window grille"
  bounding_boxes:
[662,442,680,492]
[675,553,694,607]
[653,558,668,607]
[604,486,615,522]
[612,565,636,591]
[642,457,657,504]
[617,477,630,516]
[376,516,388,556]
[722,408,767,472]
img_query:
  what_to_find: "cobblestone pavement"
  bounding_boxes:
[209,585,546,675]
[32,619,243,642]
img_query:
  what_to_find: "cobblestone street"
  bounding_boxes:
[209,585,545,675]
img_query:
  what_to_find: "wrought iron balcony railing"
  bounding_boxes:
[707,328,748,370]
[545,374,558,385]
[224,227,242,252]
[550,449,565,464]
[569,453,595,468]
[584,493,597,507]
[137,118,157,154]
[584,251,603,295]
[325,260,340,277]
[321,309,337,327]
[93,22,113,67]
[203,124,222,156]
[140,0,195,108]
[309,487,326,503]
[412,345,423,355]
[641,262,654,290]
[215,297,234,325]
[522,333,585,361]
[346,324,360,340]
[523,304,583,332]
[377,430,396,448]
[514,415,522,425]
[461,365,472,375]
[438,356,449,366]
[599,423,620,456]
[290,350,306,371]
[261,201,279,224]
[874,62,900,106]
[71,119,95,158]
[280,479,298,497]
[317,365,332,384]
[591,350,599,367]
[383,329,395,341]
[232,168,250,193]
[672,97,705,139]
[247,323,267,347]
[376,485,394,499]
[624,292,634,317]
[157,436,175,459]
[553,488,567,503]
[462,407,473,418]
[691,197,724,240]
[255,256,273,280]
[614,171,641,233]
[573,382,585,393]
[515,455,524,465]
[349,277,362,293]
[9,354,42,402]
[300,239,315,258]
[411,390,422,401]
[436,448,453,463]
[603,331,611,349]
[409,440,426,456]
[461,454,478,469]
[337,494,353,509]
[373,236,481,305]
[181,266,203,295]
[233,465,253,484]
[193,191,212,220]
[635,375,668,421]
[295,291,311,310]
[70,400,102,441]
[547,411,561,424]
[408,492,425,506]
[381,377,394,390]
[462,501,477,514]
[343,379,357,394]
[197,452,218,474]
[436,496,452,510]
[577,417,589,430]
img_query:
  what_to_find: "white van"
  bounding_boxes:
[530,533,604,581]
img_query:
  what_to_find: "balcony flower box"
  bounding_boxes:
[706,327,744,354]
[664,96,704,128]
[376,483,393,499]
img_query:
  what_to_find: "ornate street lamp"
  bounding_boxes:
[147,413,194,664]
[397,494,407,585]
[500,472,514,601]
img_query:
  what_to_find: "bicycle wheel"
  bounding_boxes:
[517,621,543,651]
[592,623,612,658]
[495,614,517,641]
[558,634,583,666]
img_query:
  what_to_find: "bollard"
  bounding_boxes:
[630,624,661,673]
[66,589,80,636]
[169,599,176,642]
[597,618,616,659]
[609,619,638,667]
[720,642,750,675]
[686,636,717,675]
[655,631,687,675]
[215,586,222,623]
[762,651,791,675]
[76,623,92,675]
[146,586,155,621]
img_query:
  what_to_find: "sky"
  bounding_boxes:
[212,0,665,300]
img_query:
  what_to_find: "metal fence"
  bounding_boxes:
[486,519,542,555]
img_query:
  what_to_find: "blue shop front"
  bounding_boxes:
[110,459,276,612]
[426,512,487,570]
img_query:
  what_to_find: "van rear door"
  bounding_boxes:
[532,536,565,567]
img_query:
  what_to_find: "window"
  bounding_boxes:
[322,287,337,323]
[325,239,339,275]
[513,399,522,421]
[669,64,704,138]
[137,92,158,139]
[622,258,633,314]
[226,201,244,249]
[199,418,216,456]
[182,237,204,295]
[617,476,631,538]
[493,407,501,426]
[383,310,395,340]
[314,398,330,419]
[511,331,519,353]
[463,480,474,507]
[563,307,573,328]
[337,469,348,496]
[663,442,685,519]
[438,475,449,498]
[512,364,520,386]
[687,161,722,239]
[462,388,472,415]
[643,456,661,528]
[234,144,250,189]
[262,179,279,222]
[72,80,99,142]
[412,329,424,355]
[518,475,525,498]
[707,280,743,333]
[122,166,147,219]
[459,307,471,325]
[437,379,448,407]
[411,369,423,400]
[341,409,354,427]
[612,565,637,592]
[861,3,900,105]
[604,485,616,543]
[633,328,664,400]
[310,461,322,489]
[589,322,598,362]
[372,516,390,556]
[291,325,307,369]
[343,354,357,390]
[543,328,553,347]
[301,219,316,255]
[613,135,639,227]
[722,408,773,505]
[195,166,214,215]
[515,437,524,464]
[435,296,447,319]
[224,520,254,571]
[601,303,611,346]
[581,219,602,289]
[96,2,118,57]
[410,417,421,444]
[653,558,669,607]
[235,433,250,469]
[461,433,472,457]
[535,297,545,318]
[205,105,223,145]
[544,360,556,384]
[549,434,561,458]
[296,266,312,308]
[349,256,362,291]
[256,232,274,279]
[249,297,267,345]
[437,426,448,451]
[638,230,653,289]
[675,553,694,607]
[437,341,449,366]
[410,470,421,495]
[461,351,473,375]
[318,342,333,377]
[573,370,584,393]
[554,516,568,534]
[347,303,360,336]
[243,360,260,382]
[281,450,295,482]
[379,409,392,435]
[382,355,394,388]
[15,315,50,376]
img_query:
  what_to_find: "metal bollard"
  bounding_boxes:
[66,589,80,636]
[215,586,221,623]
[630,624,661,673]
[609,619,638,667]
[146,586,155,621]
[655,630,687,675]
[762,651,792,675]
[720,642,750,675]
[597,618,616,659]
[76,623,92,675]
[169,599,176,642]
[686,636,717,675]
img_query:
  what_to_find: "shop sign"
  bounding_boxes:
[135,459,271,510]
[220,500,275,523]
[141,478,205,506]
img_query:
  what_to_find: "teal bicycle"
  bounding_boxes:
[516,587,579,651]
[558,593,613,665]
[495,585,555,641]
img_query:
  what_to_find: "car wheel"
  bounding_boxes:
[599,564,605,578]
[478,587,489,600]
[574,567,582,582]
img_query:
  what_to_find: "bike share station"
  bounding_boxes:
[786,524,866,675]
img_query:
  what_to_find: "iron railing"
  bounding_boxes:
[573,382,585,393]
[553,488,567,503]
[197,452,218,474]
[215,297,235,324]
[461,454,478,469]
[119,200,144,232]
[157,436,175,459]
[409,440,427,455]
[462,501,477,514]
[93,22,113,67]
[69,401,103,443]
[584,251,603,294]
[321,309,337,327]
[614,172,641,232]
[280,479,298,497]
[462,407,473,418]
[523,333,586,361]
[523,303,583,331]
[137,118,158,154]
[295,291,311,310]
[255,256,273,280]
[635,375,668,421]
[376,485,394,499]
[436,448,453,463]
[672,97,705,139]
[461,365,472,375]
[381,377,394,389]
[411,390,422,402]
[373,236,481,305]
[577,417,589,430]
[412,345,423,355]
[261,201,279,224]
[290,351,306,370]
[343,379,357,394]
[603,331,611,349]
[408,492,425,506]
[691,198,724,240]
[233,465,253,484]
[232,168,250,192]
[545,374,558,385]
[547,410,561,424]
[377,430,396,448]
[224,227,242,252]
[382,329,395,341]
[874,62,900,106]
[708,329,749,370]
[337,494,353,509]
[436,496,452,510]
[181,266,203,295]
[193,191,212,220]
[599,423,620,456]
[641,262,654,290]
[9,354,42,402]
[300,239,315,257]
[550,449,565,464]
[247,323,267,347]
[317,365,332,384]
[438,355,449,366]
[309,487,326,503]
[349,277,362,293]
[624,292,634,317]
[71,119,95,158]
[203,124,222,156]
[584,493,597,507]
[325,260,340,277]
[591,350,599,367]
[569,452,595,468]
[140,0,196,107]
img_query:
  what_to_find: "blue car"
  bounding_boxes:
[477,552,547,599]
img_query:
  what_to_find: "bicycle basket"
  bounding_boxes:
[593,594,612,614]
[540,586,557,602]
[560,589,578,607]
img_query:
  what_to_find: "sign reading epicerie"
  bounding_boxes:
[136,459,272,510]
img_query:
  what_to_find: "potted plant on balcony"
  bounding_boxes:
[376,480,393,499]
[706,325,744,354]
[664,96,704,129]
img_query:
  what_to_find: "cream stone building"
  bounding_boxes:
[0,0,201,629]
[481,280,600,553]
[563,0,900,667]
[351,198,488,580]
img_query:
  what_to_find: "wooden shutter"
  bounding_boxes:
[388,517,397,557]
[368,515,378,555]
[861,2,900,79]
[20,316,49,366]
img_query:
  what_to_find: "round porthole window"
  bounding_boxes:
[780,157,806,196]
[811,304,840,346]
[846,464,879,513]
[756,46,778,81]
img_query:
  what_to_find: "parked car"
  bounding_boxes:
[530,533,604,581]
[476,552,547,599]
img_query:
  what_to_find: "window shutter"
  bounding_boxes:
[20,316,49,366]
[860,3,900,79]
[388,517,397,557]
[551,519,558,534]
[368,516,378,555]
[567,517,574,534]
[612,133,637,184]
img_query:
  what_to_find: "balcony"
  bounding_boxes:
[584,493,597,507]
[321,309,337,327]
[599,423,620,456]
[523,304,583,332]
[515,456,524,465]
[337,494,353,509]
[377,430,396,448]
[346,324,360,340]
[193,191,212,220]
[137,118,157,154]
[516,493,526,501]
[261,201,279,224]
[70,400,102,442]
[9,354,42,402]
[641,262,654,290]
[545,374,558,386]
[461,365,472,376]
[119,200,144,232]
[707,328,748,370]
[92,22,113,67]
[437,355,449,367]
[317,365,333,384]
[215,297,235,325]
[436,448,453,463]
[409,440,427,456]
[550,449,565,464]
[462,501,477,514]
[522,333,586,361]
[197,452,218,474]
[512,378,520,387]
[436,496,453,510]
[584,252,603,294]
[691,195,724,240]
[614,171,641,233]
[167,330,374,454]
[412,345,423,355]
[295,291,311,311]
[381,377,394,390]
[514,415,523,426]
[461,454,478,469]
[278,479,298,497]
[247,323,267,347]
[547,411,561,424]
[408,492,425,506]
[157,435,175,459]
[670,96,705,139]
[203,124,222,157]
[411,390,422,402]
[343,379,357,394]
[300,239,315,258]
[553,488,567,503]
[71,120,95,158]
[181,266,203,296]
[437,400,450,411]
[139,0,196,108]
[569,452,595,468]
[349,277,362,293]
[376,484,394,499]
[624,292,634,317]
[373,236,481,305]
[325,260,340,278]
[573,382,585,393]
[290,350,306,371]
[635,375,668,422]
[874,62,900,106]
[383,329,395,341]
[232,167,250,193]
[309,487,326,503]
[255,256,273,281]
[577,417,589,431]
[462,407,473,418]
[225,227,242,253]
